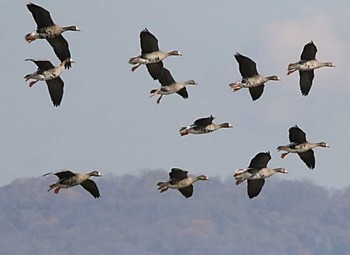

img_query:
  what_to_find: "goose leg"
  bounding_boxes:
[281,152,289,159]
[159,187,169,193]
[29,80,38,87]
[287,69,296,75]
[131,64,141,72]
[54,187,61,194]
[229,82,242,92]
[156,95,163,104]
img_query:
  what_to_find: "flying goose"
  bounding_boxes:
[157,168,209,198]
[150,67,196,104]
[234,152,288,199]
[25,58,73,106]
[179,115,232,136]
[229,52,280,101]
[129,28,182,80]
[25,3,79,69]
[43,170,102,198]
[277,125,329,169]
[287,41,335,96]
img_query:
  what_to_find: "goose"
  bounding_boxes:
[25,3,79,69]
[229,52,280,101]
[150,67,196,104]
[234,152,287,199]
[179,115,232,136]
[287,41,335,96]
[277,125,329,169]
[129,28,182,80]
[25,58,73,106]
[43,170,102,198]
[157,168,209,198]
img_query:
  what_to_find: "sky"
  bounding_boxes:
[0,1,349,189]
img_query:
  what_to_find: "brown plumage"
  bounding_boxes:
[25,3,80,69]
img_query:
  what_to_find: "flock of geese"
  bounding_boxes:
[23,3,333,199]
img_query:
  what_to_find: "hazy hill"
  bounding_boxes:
[0,170,349,255]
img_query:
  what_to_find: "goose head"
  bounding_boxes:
[88,171,102,177]
[318,142,330,148]
[168,50,182,56]
[266,75,281,81]
[275,168,288,174]
[64,25,80,32]
[196,175,210,181]
[62,58,75,66]
[323,62,335,67]
[185,80,197,85]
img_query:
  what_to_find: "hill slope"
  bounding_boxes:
[0,170,349,255]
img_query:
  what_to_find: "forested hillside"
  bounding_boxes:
[0,170,349,255]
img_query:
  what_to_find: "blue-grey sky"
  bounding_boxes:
[1,1,349,188]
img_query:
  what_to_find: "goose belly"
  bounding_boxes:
[298,60,320,71]
[244,76,265,87]
[168,179,192,189]
[42,71,59,80]
[289,143,312,153]
[59,178,79,188]
[190,126,216,135]
[142,52,163,63]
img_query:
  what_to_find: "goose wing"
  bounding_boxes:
[301,41,317,61]
[176,88,189,99]
[178,185,193,198]
[80,179,101,198]
[289,125,307,143]
[146,62,164,80]
[158,68,175,86]
[46,170,76,180]
[247,179,265,199]
[140,28,159,54]
[249,85,264,101]
[248,152,271,169]
[169,168,188,180]
[47,36,71,69]
[26,59,54,70]
[299,70,314,96]
[46,77,64,107]
[298,150,315,169]
[27,3,54,28]
[193,115,214,128]
[234,52,259,78]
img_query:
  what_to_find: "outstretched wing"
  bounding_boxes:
[169,168,188,180]
[47,36,72,69]
[248,152,271,169]
[249,85,264,101]
[140,28,159,54]
[298,150,315,169]
[289,125,307,143]
[299,70,315,96]
[80,179,101,198]
[27,3,55,28]
[146,62,164,80]
[300,41,317,61]
[158,67,176,86]
[176,88,189,99]
[178,185,193,198]
[193,115,214,127]
[26,59,54,70]
[247,179,265,199]
[44,170,76,180]
[46,77,64,107]
[234,52,259,78]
